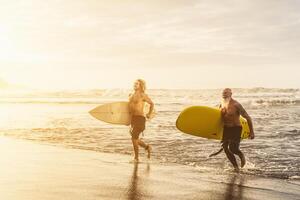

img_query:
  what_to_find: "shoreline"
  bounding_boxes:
[0,136,299,200]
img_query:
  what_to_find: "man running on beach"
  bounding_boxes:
[219,88,254,171]
[129,79,154,162]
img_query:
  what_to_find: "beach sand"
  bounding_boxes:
[0,137,299,200]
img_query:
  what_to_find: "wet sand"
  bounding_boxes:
[0,137,299,200]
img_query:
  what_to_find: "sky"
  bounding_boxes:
[0,0,299,90]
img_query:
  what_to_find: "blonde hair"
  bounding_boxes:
[136,79,146,93]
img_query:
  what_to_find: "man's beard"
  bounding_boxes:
[221,97,231,108]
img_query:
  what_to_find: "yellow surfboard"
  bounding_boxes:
[176,106,250,140]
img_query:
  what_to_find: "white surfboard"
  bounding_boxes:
[89,101,155,126]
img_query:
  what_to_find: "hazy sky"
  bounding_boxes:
[0,0,299,89]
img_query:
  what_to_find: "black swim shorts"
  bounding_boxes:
[222,126,242,143]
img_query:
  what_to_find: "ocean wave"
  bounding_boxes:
[0,88,299,108]
[289,176,300,180]
[1,98,298,108]
[232,87,299,93]
[254,99,300,106]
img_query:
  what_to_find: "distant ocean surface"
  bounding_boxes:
[0,88,299,180]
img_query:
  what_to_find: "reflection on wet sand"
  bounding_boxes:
[127,163,150,200]
[224,174,244,200]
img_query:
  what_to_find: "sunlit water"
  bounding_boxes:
[0,88,299,180]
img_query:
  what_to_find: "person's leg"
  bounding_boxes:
[131,115,141,161]
[138,140,151,159]
[238,151,246,168]
[136,116,151,159]
[132,138,139,161]
[229,141,246,168]
[131,116,150,160]
[138,139,147,148]
[131,124,141,161]
[223,141,239,170]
